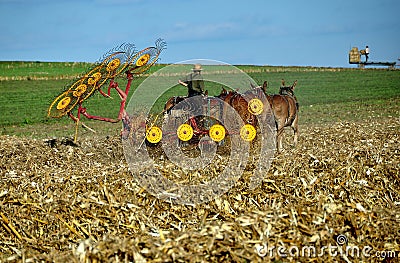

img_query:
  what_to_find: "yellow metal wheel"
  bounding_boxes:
[106,58,121,72]
[177,123,194,141]
[128,39,166,75]
[56,96,71,110]
[240,124,257,141]
[209,124,226,142]
[136,53,150,67]
[48,90,79,118]
[146,126,163,143]
[72,84,88,97]
[248,98,263,115]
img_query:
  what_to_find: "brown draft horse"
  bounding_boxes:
[217,88,258,126]
[260,80,299,152]
[219,80,299,153]
[165,82,299,153]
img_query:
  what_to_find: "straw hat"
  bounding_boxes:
[192,64,202,71]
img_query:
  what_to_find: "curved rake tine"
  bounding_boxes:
[71,113,96,143]
[81,122,96,133]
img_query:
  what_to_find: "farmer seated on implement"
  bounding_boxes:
[178,63,205,97]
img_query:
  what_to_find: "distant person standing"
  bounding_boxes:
[365,45,370,62]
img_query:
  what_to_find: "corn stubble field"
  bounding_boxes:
[0,62,399,262]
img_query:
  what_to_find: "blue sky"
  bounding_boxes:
[0,0,399,67]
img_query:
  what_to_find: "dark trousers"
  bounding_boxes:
[188,90,202,97]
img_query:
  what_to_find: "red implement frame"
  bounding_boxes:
[68,71,134,142]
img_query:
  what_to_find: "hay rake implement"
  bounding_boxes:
[47,39,166,142]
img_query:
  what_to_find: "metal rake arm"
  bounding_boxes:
[80,71,134,123]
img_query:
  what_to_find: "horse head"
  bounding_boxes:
[279,80,297,97]
[217,87,234,101]
[164,96,186,113]
[250,81,268,97]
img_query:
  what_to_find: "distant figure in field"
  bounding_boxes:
[360,45,370,62]
[365,46,370,62]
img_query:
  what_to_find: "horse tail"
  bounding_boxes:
[281,95,292,125]
[285,96,298,126]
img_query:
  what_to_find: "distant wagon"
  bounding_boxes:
[348,47,396,69]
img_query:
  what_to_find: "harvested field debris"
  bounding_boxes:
[1,117,399,262]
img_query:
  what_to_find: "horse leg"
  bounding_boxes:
[276,128,284,153]
[284,96,298,148]
[275,119,285,153]
[291,114,299,147]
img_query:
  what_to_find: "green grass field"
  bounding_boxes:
[0,61,399,138]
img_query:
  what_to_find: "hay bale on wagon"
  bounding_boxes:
[349,47,360,63]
